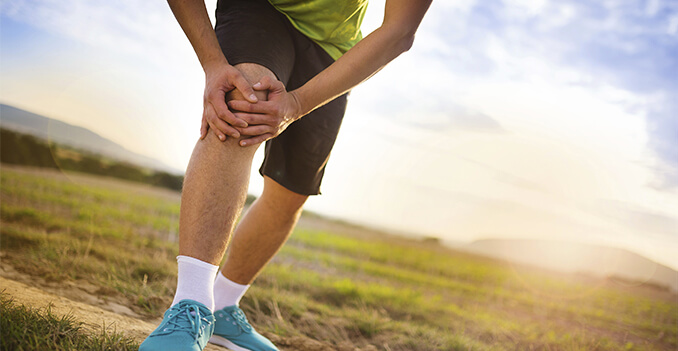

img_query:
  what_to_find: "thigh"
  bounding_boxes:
[218,1,349,196]
[215,0,295,85]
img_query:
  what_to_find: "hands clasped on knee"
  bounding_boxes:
[201,63,302,147]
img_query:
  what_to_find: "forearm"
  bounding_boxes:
[292,27,410,115]
[292,0,432,117]
[168,0,257,139]
[167,0,227,71]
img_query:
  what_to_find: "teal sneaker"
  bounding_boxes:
[139,300,215,351]
[209,305,278,351]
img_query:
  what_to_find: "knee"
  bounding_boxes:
[260,177,308,214]
[264,191,308,215]
[283,193,309,213]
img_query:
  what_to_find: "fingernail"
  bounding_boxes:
[253,82,262,88]
[219,135,225,141]
[250,94,258,101]
[240,141,247,146]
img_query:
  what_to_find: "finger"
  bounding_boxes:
[236,125,273,136]
[230,70,258,103]
[252,76,273,91]
[208,112,240,139]
[204,106,226,141]
[253,76,285,93]
[240,133,273,147]
[234,112,275,126]
[210,99,248,128]
[207,119,226,141]
[228,100,278,115]
[206,89,247,128]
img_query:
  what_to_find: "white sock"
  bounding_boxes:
[171,255,219,311]
[213,271,250,310]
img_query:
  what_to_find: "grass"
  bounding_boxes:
[0,293,139,351]
[1,165,677,350]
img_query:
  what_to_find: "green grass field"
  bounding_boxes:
[1,165,676,350]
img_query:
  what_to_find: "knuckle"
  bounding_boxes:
[226,68,238,78]
[206,92,219,102]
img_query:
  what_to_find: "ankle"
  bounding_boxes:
[171,255,220,311]
[214,271,251,310]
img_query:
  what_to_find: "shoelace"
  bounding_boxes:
[164,304,210,341]
[230,308,253,332]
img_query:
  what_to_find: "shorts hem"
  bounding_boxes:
[259,169,322,196]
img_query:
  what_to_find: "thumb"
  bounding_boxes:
[252,76,273,91]
[253,76,285,93]
[233,73,258,103]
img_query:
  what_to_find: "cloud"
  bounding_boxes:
[0,0,196,68]
[362,95,505,133]
[408,0,678,185]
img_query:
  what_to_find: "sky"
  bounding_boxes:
[1,0,677,270]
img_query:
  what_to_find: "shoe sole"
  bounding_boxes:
[209,335,253,351]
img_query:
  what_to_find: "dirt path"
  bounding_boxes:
[0,263,345,351]
[0,276,234,351]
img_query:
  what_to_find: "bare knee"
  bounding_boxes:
[195,128,257,163]
[259,176,308,215]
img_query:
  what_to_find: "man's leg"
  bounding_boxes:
[213,176,307,309]
[210,177,306,351]
[169,63,276,311]
[179,63,277,266]
[140,63,279,351]
[226,176,307,282]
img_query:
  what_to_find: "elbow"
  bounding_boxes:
[389,25,416,54]
[398,33,416,53]
[377,24,417,57]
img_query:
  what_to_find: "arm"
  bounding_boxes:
[167,0,259,140]
[229,0,432,146]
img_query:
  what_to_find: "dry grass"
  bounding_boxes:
[1,165,676,350]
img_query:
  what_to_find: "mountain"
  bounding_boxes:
[0,104,180,174]
[462,239,678,292]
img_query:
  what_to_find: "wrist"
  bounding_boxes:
[201,55,229,74]
[289,90,305,121]
[290,89,312,120]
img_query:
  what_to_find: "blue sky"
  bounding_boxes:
[2,0,677,270]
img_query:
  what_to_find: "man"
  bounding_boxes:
[140,0,431,350]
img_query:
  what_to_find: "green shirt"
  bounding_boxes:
[268,0,369,60]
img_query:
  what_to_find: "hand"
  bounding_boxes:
[227,76,303,147]
[200,62,259,141]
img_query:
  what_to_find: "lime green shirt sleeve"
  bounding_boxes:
[268,0,369,60]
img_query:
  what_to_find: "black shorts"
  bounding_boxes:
[215,0,348,196]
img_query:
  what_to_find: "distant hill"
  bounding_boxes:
[463,239,678,292]
[0,104,179,174]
